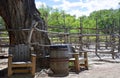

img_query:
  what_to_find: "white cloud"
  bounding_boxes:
[53,0,120,17]
[35,1,46,8]
[52,0,60,2]
[67,9,90,17]
[35,0,120,17]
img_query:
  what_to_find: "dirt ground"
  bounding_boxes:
[1,57,120,78]
[34,57,120,78]
[67,58,120,78]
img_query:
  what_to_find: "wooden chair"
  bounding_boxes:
[8,44,36,77]
[69,48,88,73]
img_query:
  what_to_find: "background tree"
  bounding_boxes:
[38,4,120,34]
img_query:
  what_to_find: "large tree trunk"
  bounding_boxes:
[0,0,50,67]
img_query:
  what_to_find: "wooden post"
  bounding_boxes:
[111,19,115,59]
[64,27,68,44]
[118,8,120,53]
[79,18,83,56]
[95,17,101,59]
[105,26,108,49]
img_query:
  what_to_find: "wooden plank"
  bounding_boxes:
[11,44,31,62]
[13,69,30,73]
[12,63,32,67]
[20,44,23,60]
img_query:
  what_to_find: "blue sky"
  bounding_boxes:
[35,0,120,17]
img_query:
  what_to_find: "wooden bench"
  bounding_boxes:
[8,44,36,77]
[69,51,88,73]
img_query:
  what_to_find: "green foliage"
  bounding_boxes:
[38,5,120,34]
[0,17,5,28]
[87,9,118,34]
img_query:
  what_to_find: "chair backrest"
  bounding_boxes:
[56,44,75,58]
[68,45,76,58]
[9,44,31,62]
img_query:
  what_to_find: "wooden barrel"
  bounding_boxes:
[50,45,70,76]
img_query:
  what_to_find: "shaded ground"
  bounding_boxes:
[1,57,120,78]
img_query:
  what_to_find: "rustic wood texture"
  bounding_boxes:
[9,44,30,62]
[8,44,36,77]
[50,45,69,76]
[69,52,88,73]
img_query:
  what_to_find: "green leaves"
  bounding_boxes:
[37,5,119,34]
[0,17,5,28]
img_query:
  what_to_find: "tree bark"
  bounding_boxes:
[0,0,50,67]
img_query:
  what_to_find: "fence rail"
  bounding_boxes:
[0,24,120,59]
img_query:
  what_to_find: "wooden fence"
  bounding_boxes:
[0,23,120,59]
[48,24,120,59]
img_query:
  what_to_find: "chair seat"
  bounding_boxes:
[12,61,31,64]
[11,61,33,67]
[69,57,86,61]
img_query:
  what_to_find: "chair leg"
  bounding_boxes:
[74,54,80,73]
[8,56,12,77]
[84,52,88,70]
[8,67,12,77]
[31,65,35,76]
[31,55,36,76]
[85,60,88,70]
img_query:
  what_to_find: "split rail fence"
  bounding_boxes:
[0,23,120,59]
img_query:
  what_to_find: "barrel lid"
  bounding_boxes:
[50,44,71,49]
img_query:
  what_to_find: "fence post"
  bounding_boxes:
[79,18,83,50]
[111,19,115,59]
[118,8,120,53]
[95,17,101,59]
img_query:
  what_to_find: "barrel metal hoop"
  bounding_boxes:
[50,58,69,62]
